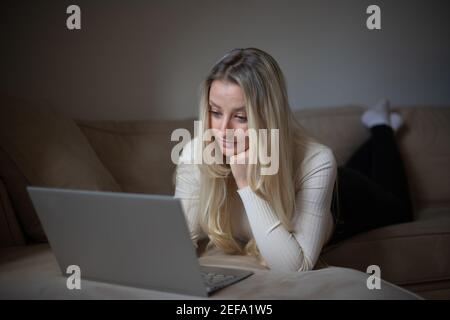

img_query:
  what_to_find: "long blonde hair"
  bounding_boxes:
[195,48,324,265]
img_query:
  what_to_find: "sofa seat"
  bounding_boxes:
[321,215,450,299]
[0,244,421,300]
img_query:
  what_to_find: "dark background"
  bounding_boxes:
[1,0,449,120]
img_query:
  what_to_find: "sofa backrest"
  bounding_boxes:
[1,96,449,247]
[0,95,122,247]
[293,106,450,216]
[76,119,194,196]
[77,105,450,217]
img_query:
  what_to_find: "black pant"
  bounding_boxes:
[329,125,414,244]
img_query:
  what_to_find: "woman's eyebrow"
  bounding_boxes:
[209,101,245,111]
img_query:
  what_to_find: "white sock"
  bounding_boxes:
[390,112,404,132]
[361,98,391,129]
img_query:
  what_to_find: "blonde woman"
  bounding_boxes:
[174,48,413,272]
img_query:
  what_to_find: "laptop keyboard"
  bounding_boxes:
[199,266,254,294]
[201,271,237,287]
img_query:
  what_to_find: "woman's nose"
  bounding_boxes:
[219,116,234,133]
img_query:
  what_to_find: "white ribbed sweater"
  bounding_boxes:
[174,137,338,272]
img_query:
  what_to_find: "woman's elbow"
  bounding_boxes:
[296,260,314,272]
[266,256,314,273]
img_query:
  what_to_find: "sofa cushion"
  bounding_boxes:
[76,119,194,195]
[416,206,450,221]
[321,216,450,287]
[294,106,450,219]
[0,244,421,299]
[0,95,122,242]
[398,107,450,213]
[294,106,370,166]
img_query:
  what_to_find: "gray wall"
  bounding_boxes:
[1,0,449,120]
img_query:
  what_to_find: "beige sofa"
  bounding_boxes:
[0,95,449,299]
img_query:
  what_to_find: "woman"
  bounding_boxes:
[174,48,413,272]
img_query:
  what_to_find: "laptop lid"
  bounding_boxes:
[27,186,208,297]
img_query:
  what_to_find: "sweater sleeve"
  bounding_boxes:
[173,138,207,249]
[237,146,337,272]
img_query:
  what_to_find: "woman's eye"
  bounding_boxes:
[235,115,247,123]
[209,110,222,117]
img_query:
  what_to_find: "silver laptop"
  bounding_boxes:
[26,186,253,297]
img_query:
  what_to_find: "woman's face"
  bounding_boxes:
[208,79,249,157]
